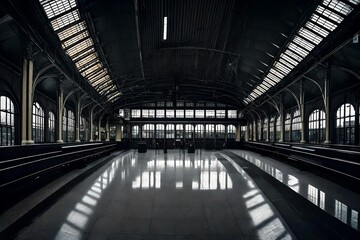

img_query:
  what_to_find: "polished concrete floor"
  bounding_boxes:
[15,150,296,240]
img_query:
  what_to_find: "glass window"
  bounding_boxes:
[156,124,164,138]
[227,125,236,139]
[185,110,194,118]
[176,110,184,118]
[285,113,291,142]
[131,109,141,118]
[195,124,204,138]
[32,102,44,143]
[185,124,194,139]
[109,125,116,141]
[216,124,225,139]
[166,101,173,107]
[206,110,215,118]
[142,124,154,138]
[67,110,75,142]
[166,109,174,118]
[216,110,225,118]
[176,124,183,139]
[132,125,140,138]
[228,110,237,118]
[48,111,55,142]
[269,116,275,142]
[206,124,215,138]
[336,103,355,144]
[309,109,326,143]
[166,124,174,138]
[292,110,301,142]
[156,109,165,118]
[0,96,15,146]
[240,126,246,141]
[157,101,165,107]
[263,118,268,141]
[142,109,155,118]
[257,120,262,141]
[195,110,204,118]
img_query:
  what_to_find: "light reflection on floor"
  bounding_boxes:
[16,150,295,239]
[229,149,360,231]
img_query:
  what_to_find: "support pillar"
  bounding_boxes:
[56,80,64,143]
[266,117,270,141]
[116,124,122,142]
[106,119,110,141]
[98,117,102,141]
[236,124,241,142]
[324,64,331,144]
[75,95,81,142]
[254,119,258,141]
[21,42,35,145]
[89,106,95,142]
[279,96,284,143]
[300,80,306,143]
[245,122,249,142]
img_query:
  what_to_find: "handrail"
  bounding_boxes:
[0,150,62,164]
[0,144,117,172]
[0,145,116,188]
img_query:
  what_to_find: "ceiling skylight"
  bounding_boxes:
[243,0,358,105]
[39,0,121,102]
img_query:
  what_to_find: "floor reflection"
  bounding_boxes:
[219,153,293,240]
[229,150,360,231]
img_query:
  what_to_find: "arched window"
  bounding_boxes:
[309,109,326,143]
[0,96,15,146]
[142,124,154,138]
[67,110,75,142]
[185,124,194,139]
[292,110,301,142]
[248,123,253,141]
[284,113,291,142]
[269,116,275,142]
[48,111,55,142]
[62,107,67,141]
[216,124,225,139]
[227,125,236,139]
[195,124,204,138]
[257,120,262,141]
[166,124,174,139]
[205,124,214,138]
[109,125,116,141]
[275,116,281,142]
[156,124,164,138]
[336,103,355,144]
[32,102,44,143]
[262,118,268,141]
[132,125,140,138]
[176,124,183,139]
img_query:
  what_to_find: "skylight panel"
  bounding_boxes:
[323,0,353,15]
[50,9,80,31]
[40,0,77,19]
[253,88,262,96]
[280,53,299,67]
[72,47,95,62]
[57,21,87,40]
[81,63,102,77]
[267,72,281,82]
[163,17,168,40]
[75,53,98,69]
[304,22,329,38]
[62,31,89,48]
[92,75,110,86]
[264,77,277,86]
[283,49,304,62]
[293,36,316,52]
[288,43,309,58]
[269,68,285,78]
[316,5,344,23]
[298,27,323,45]
[88,68,107,81]
[310,14,338,31]
[279,57,296,69]
[274,61,292,74]
[108,92,122,102]
[66,38,93,57]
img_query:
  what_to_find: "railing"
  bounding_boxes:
[239,141,360,190]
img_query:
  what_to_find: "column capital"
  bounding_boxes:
[24,41,34,61]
